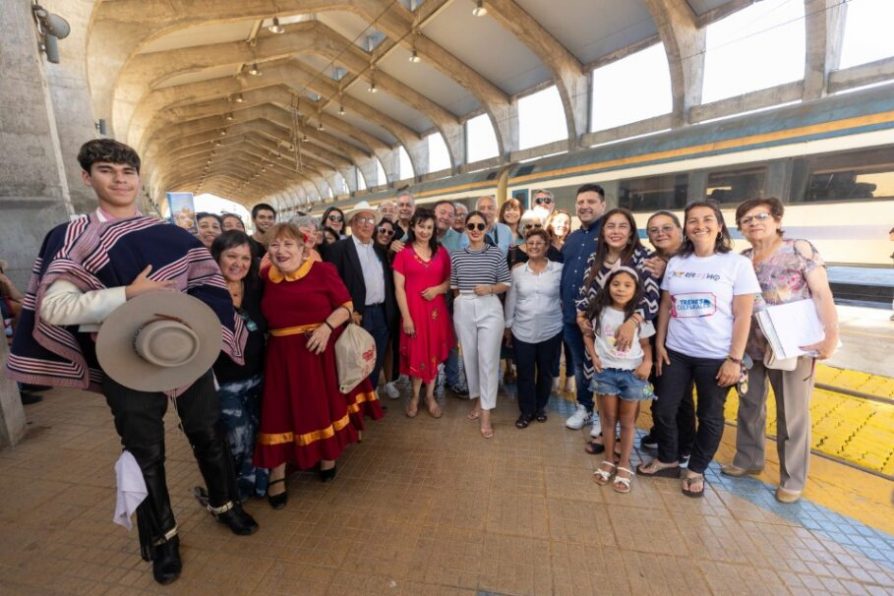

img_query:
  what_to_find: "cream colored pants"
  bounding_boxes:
[453,294,504,411]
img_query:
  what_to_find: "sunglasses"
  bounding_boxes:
[377,227,394,236]
[466,223,486,232]
[534,197,553,205]
[525,223,543,229]
[739,212,772,226]
[327,214,343,222]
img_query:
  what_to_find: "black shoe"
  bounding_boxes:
[215,503,258,535]
[535,410,548,423]
[267,478,288,510]
[20,392,43,405]
[515,414,533,429]
[639,433,658,451]
[448,384,469,397]
[152,535,182,585]
[319,464,337,483]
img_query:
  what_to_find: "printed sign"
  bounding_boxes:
[166,192,196,233]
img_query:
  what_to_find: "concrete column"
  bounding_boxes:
[0,0,75,289]
[42,0,99,215]
[0,339,27,449]
[803,0,847,100]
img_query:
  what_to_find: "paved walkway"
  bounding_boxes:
[1,385,892,595]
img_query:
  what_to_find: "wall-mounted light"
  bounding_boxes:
[472,0,487,17]
[248,63,262,76]
[267,17,284,34]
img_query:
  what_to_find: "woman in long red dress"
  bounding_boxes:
[393,208,455,418]
[255,223,382,509]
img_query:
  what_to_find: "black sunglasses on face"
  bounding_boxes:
[327,214,343,222]
[534,197,553,205]
[466,223,486,232]
[377,227,394,236]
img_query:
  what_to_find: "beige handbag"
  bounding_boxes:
[763,349,798,371]
[334,323,376,393]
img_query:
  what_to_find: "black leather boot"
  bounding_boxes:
[213,502,259,536]
[152,535,182,585]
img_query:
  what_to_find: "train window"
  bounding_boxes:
[802,167,894,202]
[618,174,688,211]
[705,167,766,204]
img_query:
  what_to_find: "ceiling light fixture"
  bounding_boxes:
[317,121,324,131]
[248,63,262,76]
[220,129,227,136]
[268,17,284,34]
[368,63,378,93]
[472,0,487,17]
[409,48,420,63]
[233,93,245,103]
[225,113,233,121]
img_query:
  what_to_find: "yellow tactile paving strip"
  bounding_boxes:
[723,364,894,478]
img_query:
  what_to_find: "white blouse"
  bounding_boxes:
[504,260,563,344]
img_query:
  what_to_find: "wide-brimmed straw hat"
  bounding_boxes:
[344,200,376,222]
[96,292,222,392]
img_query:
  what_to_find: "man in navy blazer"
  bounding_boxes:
[325,201,397,389]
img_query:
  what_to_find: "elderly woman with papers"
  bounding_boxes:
[722,198,838,504]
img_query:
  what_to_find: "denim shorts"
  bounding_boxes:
[589,368,654,401]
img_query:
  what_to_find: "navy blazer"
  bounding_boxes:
[325,237,397,325]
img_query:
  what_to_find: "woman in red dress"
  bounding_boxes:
[393,208,455,418]
[255,223,382,509]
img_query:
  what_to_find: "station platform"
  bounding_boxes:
[0,379,892,595]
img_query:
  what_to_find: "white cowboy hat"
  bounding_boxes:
[96,292,222,392]
[344,200,376,222]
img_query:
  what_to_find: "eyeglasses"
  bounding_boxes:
[534,197,553,205]
[377,227,394,236]
[739,212,772,226]
[327,214,343,222]
[647,224,676,235]
[466,223,486,232]
[354,216,376,225]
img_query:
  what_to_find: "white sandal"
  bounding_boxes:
[593,461,616,485]
[613,467,633,494]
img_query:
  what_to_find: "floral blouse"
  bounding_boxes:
[742,238,824,358]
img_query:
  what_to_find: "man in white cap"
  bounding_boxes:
[325,200,397,391]
[6,139,258,586]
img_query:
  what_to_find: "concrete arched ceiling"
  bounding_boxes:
[85,0,749,206]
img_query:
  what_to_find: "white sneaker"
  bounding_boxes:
[383,381,400,399]
[589,417,602,438]
[565,404,593,430]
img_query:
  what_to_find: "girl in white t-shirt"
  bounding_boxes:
[583,267,655,494]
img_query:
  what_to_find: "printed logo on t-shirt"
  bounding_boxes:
[670,270,721,282]
[672,292,717,318]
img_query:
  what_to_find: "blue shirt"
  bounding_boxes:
[439,228,465,253]
[559,217,603,324]
[458,222,513,254]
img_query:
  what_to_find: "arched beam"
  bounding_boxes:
[482,0,588,146]
[803,0,847,100]
[643,0,705,127]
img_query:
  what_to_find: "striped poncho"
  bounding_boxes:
[7,213,246,395]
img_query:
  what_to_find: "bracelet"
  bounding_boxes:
[726,355,742,365]
[324,320,335,331]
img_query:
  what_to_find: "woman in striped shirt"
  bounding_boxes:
[451,210,512,438]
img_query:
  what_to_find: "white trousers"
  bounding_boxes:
[454,294,504,410]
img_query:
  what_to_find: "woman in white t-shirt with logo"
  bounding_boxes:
[637,201,760,498]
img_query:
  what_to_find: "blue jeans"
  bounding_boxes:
[563,322,593,412]
[361,304,390,386]
[590,368,652,401]
[444,345,465,388]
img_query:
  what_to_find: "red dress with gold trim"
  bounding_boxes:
[393,245,455,383]
[254,259,382,470]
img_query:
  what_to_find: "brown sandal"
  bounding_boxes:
[681,472,705,498]
[405,397,419,418]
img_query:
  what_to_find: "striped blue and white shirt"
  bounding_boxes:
[450,245,512,292]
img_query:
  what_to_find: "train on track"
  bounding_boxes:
[345,82,894,267]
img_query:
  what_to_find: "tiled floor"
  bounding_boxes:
[1,384,893,595]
